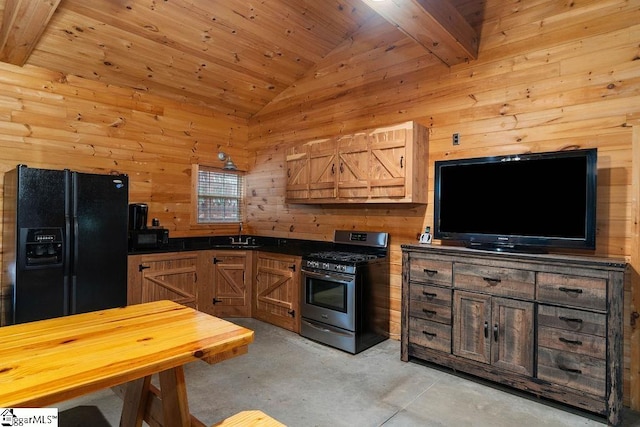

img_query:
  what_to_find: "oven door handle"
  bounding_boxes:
[302,319,353,337]
[301,269,354,284]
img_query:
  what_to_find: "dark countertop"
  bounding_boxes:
[128,235,334,257]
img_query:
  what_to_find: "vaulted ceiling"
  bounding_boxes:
[0,0,478,119]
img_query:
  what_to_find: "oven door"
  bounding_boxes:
[301,268,355,332]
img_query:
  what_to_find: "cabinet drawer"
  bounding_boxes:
[409,258,453,287]
[537,347,606,397]
[409,300,452,324]
[454,263,535,299]
[538,305,605,336]
[538,326,605,359]
[537,272,606,310]
[409,317,451,353]
[409,283,452,305]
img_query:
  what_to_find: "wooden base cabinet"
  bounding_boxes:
[127,252,198,308]
[401,245,626,426]
[253,252,301,333]
[199,250,253,318]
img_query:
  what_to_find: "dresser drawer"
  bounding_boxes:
[409,257,453,287]
[537,347,606,396]
[454,263,535,299]
[409,317,451,353]
[538,304,606,336]
[409,299,452,324]
[409,283,452,305]
[538,326,605,359]
[537,272,606,310]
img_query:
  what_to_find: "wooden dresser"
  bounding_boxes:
[401,244,626,426]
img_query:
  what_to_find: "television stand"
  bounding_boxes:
[401,244,626,425]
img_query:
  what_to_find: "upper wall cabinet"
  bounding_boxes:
[285,121,428,204]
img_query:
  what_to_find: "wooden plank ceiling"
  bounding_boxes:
[0,0,477,119]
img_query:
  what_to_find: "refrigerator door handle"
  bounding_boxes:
[63,170,72,316]
[70,171,79,314]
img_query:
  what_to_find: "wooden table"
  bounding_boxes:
[0,300,254,427]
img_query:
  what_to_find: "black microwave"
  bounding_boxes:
[129,228,169,250]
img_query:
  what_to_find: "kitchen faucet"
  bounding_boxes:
[229,222,252,245]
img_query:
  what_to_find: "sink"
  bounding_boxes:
[210,244,262,250]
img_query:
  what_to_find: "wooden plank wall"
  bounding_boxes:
[246,0,640,407]
[0,62,248,229]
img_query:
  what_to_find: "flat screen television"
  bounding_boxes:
[433,148,597,253]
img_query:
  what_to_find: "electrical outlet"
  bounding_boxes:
[452,133,460,145]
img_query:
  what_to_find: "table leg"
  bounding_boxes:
[158,366,191,427]
[120,376,151,427]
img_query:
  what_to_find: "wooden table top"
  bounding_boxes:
[0,300,254,408]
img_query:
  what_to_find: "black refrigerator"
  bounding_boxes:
[2,165,129,325]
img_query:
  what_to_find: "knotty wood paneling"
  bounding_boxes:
[0,62,248,232]
[246,0,640,408]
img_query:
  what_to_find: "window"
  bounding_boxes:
[194,165,244,223]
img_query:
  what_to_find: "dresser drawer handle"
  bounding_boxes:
[483,277,501,285]
[422,291,438,298]
[423,269,438,276]
[559,337,583,346]
[559,366,583,375]
[559,316,583,324]
[422,309,437,316]
[558,286,583,294]
[422,330,437,338]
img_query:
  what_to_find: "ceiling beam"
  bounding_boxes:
[361,0,478,67]
[0,0,62,66]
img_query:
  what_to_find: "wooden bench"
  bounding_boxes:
[212,410,285,427]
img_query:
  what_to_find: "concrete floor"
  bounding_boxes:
[58,318,640,426]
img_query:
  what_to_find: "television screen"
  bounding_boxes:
[433,148,597,252]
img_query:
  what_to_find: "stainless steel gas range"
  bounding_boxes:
[300,230,389,354]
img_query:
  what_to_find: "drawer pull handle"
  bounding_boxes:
[422,309,437,316]
[559,316,583,324]
[558,286,583,294]
[483,277,501,285]
[422,330,437,338]
[484,321,489,338]
[422,291,438,298]
[559,337,583,346]
[423,269,438,276]
[559,366,582,375]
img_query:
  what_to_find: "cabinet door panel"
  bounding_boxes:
[139,253,198,308]
[210,252,251,317]
[308,138,337,199]
[285,145,309,200]
[491,297,534,375]
[337,133,369,199]
[369,125,407,198]
[254,252,300,332]
[453,290,490,364]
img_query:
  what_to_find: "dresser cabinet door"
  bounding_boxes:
[491,297,534,376]
[453,290,491,364]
